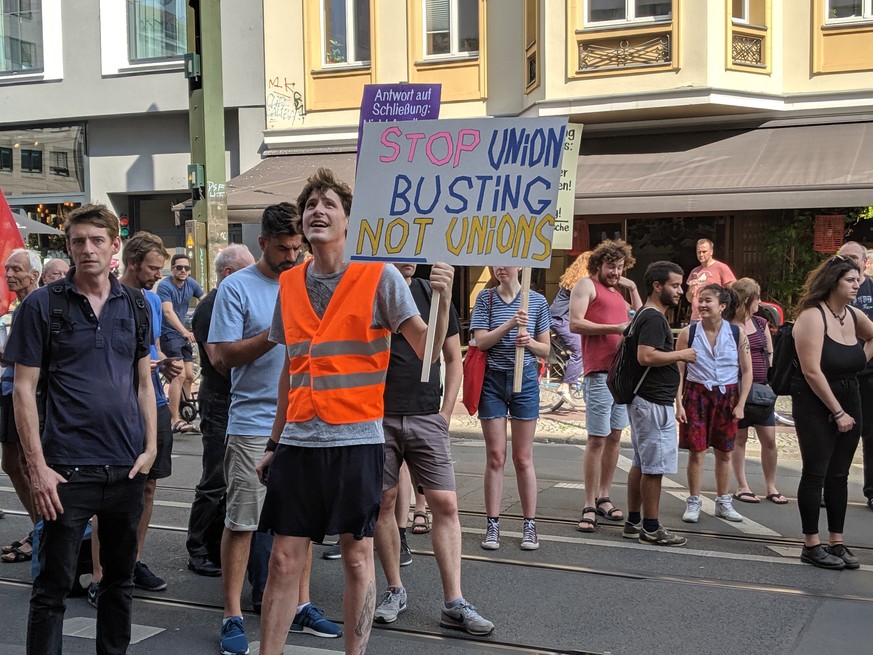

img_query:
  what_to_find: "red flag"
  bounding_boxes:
[0,188,26,315]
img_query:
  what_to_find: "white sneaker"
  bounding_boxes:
[682,496,702,523]
[714,495,744,522]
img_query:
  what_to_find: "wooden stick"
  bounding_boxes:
[420,290,441,383]
[513,268,532,393]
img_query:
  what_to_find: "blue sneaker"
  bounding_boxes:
[219,616,249,655]
[290,604,343,638]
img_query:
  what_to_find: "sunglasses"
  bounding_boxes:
[174,265,191,271]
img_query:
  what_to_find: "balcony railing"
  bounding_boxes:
[731,24,767,69]
[578,34,671,72]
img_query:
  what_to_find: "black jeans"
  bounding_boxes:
[792,379,861,536]
[186,387,229,561]
[29,465,146,655]
[858,374,873,500]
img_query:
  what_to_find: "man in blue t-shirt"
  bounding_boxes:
[4,204,156,654]
[157,253,204,432]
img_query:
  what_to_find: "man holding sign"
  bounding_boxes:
[256,168,455,655]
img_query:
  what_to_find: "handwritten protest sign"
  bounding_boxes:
[553,124,582,251]
[346,117,568,268]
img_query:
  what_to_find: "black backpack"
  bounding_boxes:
[606,307,660,405]
[768,321,797,395]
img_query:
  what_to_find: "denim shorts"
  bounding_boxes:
[478,363,539,421]
[628,395,678,475]
[582,372,629,437]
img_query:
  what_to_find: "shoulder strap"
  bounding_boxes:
[817,304,827,329]
[688,321,696,346]
[121,285,152,349]
[729,322,740,347]
[847,305,859,327]
[45,282,68,374]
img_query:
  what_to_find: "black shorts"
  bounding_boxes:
[0,394,19,444]
[149,405,174,480]
[258,443,384,543]
[160,332,194,363]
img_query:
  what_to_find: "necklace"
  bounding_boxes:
[825,303,848,326]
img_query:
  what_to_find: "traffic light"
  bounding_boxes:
[120,215,130,239]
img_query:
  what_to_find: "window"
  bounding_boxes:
[127,0,186,62]
[49,150,68,176]
[0,0,43,74]
[732,0,749,22]
[827,0,873,20]
[0,147,12,171]
[20,148,42,173]
[322,0,370,65]
[424,0,479,57]
[587,0,672,24]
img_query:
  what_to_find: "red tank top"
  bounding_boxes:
[582,278,629,374]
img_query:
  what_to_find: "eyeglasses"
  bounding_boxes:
[174,265,191,271]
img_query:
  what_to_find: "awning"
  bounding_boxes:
[14,210,64,236]
[226,152,357,222]
[575,120,873,214]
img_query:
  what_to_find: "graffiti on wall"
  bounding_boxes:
[266,76,305,128]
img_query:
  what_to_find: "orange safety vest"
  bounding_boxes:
[279,261,390,424]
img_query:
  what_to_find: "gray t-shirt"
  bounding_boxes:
[269,263,419,447]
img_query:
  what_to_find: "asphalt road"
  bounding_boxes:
[0,415,871,654]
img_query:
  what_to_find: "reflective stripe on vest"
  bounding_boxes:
[279,261,390,424]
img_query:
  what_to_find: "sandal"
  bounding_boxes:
[595,497,624,522]
[732,491,761,504]
[2,541,32,563]
[2,533,32,555]
[766,492,789,505]
[411,511,431,535]
[576,507,598,533]
[172,420,198,434]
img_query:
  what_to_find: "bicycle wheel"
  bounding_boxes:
[538,341,568,413]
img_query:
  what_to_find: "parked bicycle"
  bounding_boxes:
[538,329,584,414]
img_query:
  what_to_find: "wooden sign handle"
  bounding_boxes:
[420,290,441,382]
[513,268,532,392]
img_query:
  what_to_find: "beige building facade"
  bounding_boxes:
[237,0,873,321]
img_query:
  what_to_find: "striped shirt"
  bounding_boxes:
[470,287,551,370]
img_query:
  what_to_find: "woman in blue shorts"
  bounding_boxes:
[470,265,551,552]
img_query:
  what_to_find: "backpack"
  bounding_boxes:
[606,307,659,405]
[768,321,797,395]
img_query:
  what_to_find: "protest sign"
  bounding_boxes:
[346,117,568,268]
[357,83,441,149]
[553,123,583,251]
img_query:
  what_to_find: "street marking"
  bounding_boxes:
[153,500,195,509]
[63,617,164,644]
[458,526,873,570]
[554,482,585,489]
[250,642,336,654]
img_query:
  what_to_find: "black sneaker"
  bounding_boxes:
[322,544,342,560]
[826,543,860,570]
[800,544,846,570]
[399,533,412,567]
[134,561,168,591]
[87,580,99,609]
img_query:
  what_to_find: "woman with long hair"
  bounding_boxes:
[791,255,873,569]
[676,284,752,524]
[470,266,551,551]
[729,278,786,505]
[549,253,589,407]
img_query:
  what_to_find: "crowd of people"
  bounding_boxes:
[1,176,873,653]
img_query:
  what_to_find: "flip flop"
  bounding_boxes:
[576,507,598,533]
[411,511,431,535]
[766,493,788,505]
[732,491,761,504]
[595,497,624,522]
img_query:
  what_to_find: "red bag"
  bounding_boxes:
[462,289,493,415]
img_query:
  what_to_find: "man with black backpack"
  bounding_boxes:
[5,204,156,655]
[623,262,696,546]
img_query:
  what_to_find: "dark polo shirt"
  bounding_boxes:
[4,270,150,466]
